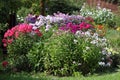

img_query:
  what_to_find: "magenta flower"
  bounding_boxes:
[59,22,91,34]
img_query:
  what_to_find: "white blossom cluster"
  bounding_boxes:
[75,30,113,67]
[80,3,115,24]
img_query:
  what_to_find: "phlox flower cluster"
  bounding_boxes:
[28,12,85,31]
[2,23,42,47]
[59,22,91,34]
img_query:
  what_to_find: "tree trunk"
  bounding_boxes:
[40,0,45,16]
[9,13,16,29]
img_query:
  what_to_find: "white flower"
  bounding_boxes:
[32,26,38,30]
[98,62,105,66]
[102,57,104,60]
[108,51,111,55]
[102,48,107,55]
[74,39,78,44]
[75,30,84,37]
[106,62,111,67]
[86,46,90,50]
[85,31,91,37]
[78,63,82,66]
[45,24,52,31]
[90,40,97,44]
[73,61,76,64]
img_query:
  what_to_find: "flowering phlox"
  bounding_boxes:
[59,22,92,34]
[2,23,42,47]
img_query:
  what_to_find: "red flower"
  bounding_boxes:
[2,61,8,67]
[34,29,42,37]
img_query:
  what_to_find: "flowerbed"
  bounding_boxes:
[1,12,120,76]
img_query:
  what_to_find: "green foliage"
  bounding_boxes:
[21,0,39,8]
[20,0,40,15]
[7,33,38,55]
[44,31,102,76]
[106,29,120,67]
[46,0,80,14]
[8,55,33,72]
[0,0,22,23]
[67,0,86,9]
[74,4,116,28]
[27,26,57,72]
[17,7,31,23]
[113,14,120,28]
[0,7,9,23]
[7,33,40,72]
[27,41,45,71]
[0,23,8,32]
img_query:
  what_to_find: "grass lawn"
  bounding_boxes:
[0,69,120,80]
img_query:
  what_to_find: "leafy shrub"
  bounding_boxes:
[27,26,57,72]
[74,4,115,28]
[7,34,36,55]
[113,15,120,29]
[0,23,8,32]
[44,30,103,76]
[8,55,32,72]
[6,34,38,72]
[27,41,45,71]
[2,23,42,72]
[46,0,79,14]
[0,7,9,23]
[106,29,120,67]
[17,7,31,23]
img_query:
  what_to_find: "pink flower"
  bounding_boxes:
[3,43,7,47]
[7,38,13,44]
[26,25,32,33]
[15,32,19,38]
[4,30,10,38]
[11,26,18,31]
[8,30,14,37]
[2,39,7,43]
[85,24,91,29]
[18,24,26,33]
[79,22,91,30]
[3,23,42,46]
[18,24,32,33]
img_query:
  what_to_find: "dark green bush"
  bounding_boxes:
[8,55,33,72]
[46,0,79,14]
